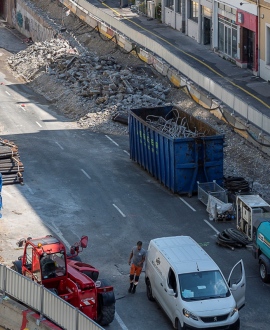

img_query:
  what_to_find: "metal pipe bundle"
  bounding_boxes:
[0,139,24,185]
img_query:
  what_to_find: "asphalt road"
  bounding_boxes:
[0,25,269,330]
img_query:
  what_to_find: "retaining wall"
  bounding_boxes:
[0,296,62,330]
[14,0,54,41]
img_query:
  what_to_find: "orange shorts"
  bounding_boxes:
[130,264,143,277]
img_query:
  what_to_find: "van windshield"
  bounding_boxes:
[179,270,230,301]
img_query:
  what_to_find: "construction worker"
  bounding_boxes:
[128,241,146,294]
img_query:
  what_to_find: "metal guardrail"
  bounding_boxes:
[0,263,103,330]
[72,0,270,135]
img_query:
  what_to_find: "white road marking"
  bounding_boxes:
[46,222,71,249]
[2,190,13,198]
[20,105,26,111]
[179,197,196,212]
[5,91,10,96]
[204,219,220,235]
[105,135,119,146]
[36,121,42,128]
[115,311,129,330]
[55,142,64,150]
[81,169,91,180]
[113,204,126,217]
[123,150,130,155]
[25,183,34,195]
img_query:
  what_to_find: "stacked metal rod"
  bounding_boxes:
[0,139,24,184]
[146,109,207,138]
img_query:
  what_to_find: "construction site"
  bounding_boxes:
[0,0,270,329]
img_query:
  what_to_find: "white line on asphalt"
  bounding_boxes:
[105,135,119,146]
[20,105,26,111]
[25,183,34,195]
[36,121,42,128]
[46,222,71,249]
[123,150,130,155]
[5,91,10,96]
[115,311,129,330]
[204,219,220,235]
[113,204,126,217]
[2,190,13,198]
[81,169,91,180]
[55,142,64,150]
[179,197,196,212]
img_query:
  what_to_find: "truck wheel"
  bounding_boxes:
[81,270,99,282]
[11,261,22,274]
[97,279,115,326]
[66,253,82,262]
[260,261,270,283]
[146,280,155,301]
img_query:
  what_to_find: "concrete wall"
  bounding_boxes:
[0,296,61,330]
[187,18,198,40]
[13,0,54,41]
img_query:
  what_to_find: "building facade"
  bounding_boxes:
[162,0,259,73]
[259,0,270,81]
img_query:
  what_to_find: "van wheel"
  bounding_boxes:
[260,260,270,283]
[177,319,184,330]
[146,281,155,301]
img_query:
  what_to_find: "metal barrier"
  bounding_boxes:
[72,0,270,135]
[0,263,103,330]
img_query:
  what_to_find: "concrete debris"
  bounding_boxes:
[7,39,170,136]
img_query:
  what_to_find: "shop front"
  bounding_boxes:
[236,9,258,72]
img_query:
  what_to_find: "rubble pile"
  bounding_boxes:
[8,39,79,81]
[7,39,171,135]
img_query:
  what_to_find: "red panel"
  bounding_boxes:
[237,9,257,32]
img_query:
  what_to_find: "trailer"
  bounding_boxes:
[129,105,224,196]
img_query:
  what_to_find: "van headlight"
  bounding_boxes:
[183,309,198,321]
[230,306,238,317]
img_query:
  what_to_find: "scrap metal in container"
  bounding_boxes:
[128,105,224,196]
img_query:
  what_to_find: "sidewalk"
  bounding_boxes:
[87,0,270,118]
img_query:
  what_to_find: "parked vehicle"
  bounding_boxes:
[252,217,270,283]
[145,236,245,330]
[12,235,115,325]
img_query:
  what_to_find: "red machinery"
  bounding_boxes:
[12,235,115,325]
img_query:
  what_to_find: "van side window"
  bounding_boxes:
[168,268,177,294]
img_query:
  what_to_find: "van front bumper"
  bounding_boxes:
[184,318,240,330]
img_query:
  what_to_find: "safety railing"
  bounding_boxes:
[72,0,270,136]
[0,263,104,330]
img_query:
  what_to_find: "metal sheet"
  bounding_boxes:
[78,311,103,330]
[129,106,224,195]
[6,268,42,311]
[43,288,77,330]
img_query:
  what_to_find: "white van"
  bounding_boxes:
[145,236,245,330]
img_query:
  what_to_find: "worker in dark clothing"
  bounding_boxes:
[128,241,146,294]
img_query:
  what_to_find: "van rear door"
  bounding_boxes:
[227,260,246,309]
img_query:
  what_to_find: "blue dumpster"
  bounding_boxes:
[128,106,224,196]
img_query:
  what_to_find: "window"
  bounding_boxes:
[40,252,66,280]
[25,244,33,266]
[176,0,182,13]
[179,271,230,301]
[190,1,199,23]
[218,3,225,10]
[167,0,174,10]
[168,268,177,294]
[218,21,224,52]
[32,250,41,282]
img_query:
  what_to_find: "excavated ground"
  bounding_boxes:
[6,0,270,202]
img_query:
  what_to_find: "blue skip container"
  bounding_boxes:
[128,105,224,196]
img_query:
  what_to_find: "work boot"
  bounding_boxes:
[128,282,133,293]
[131,284,137,294]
